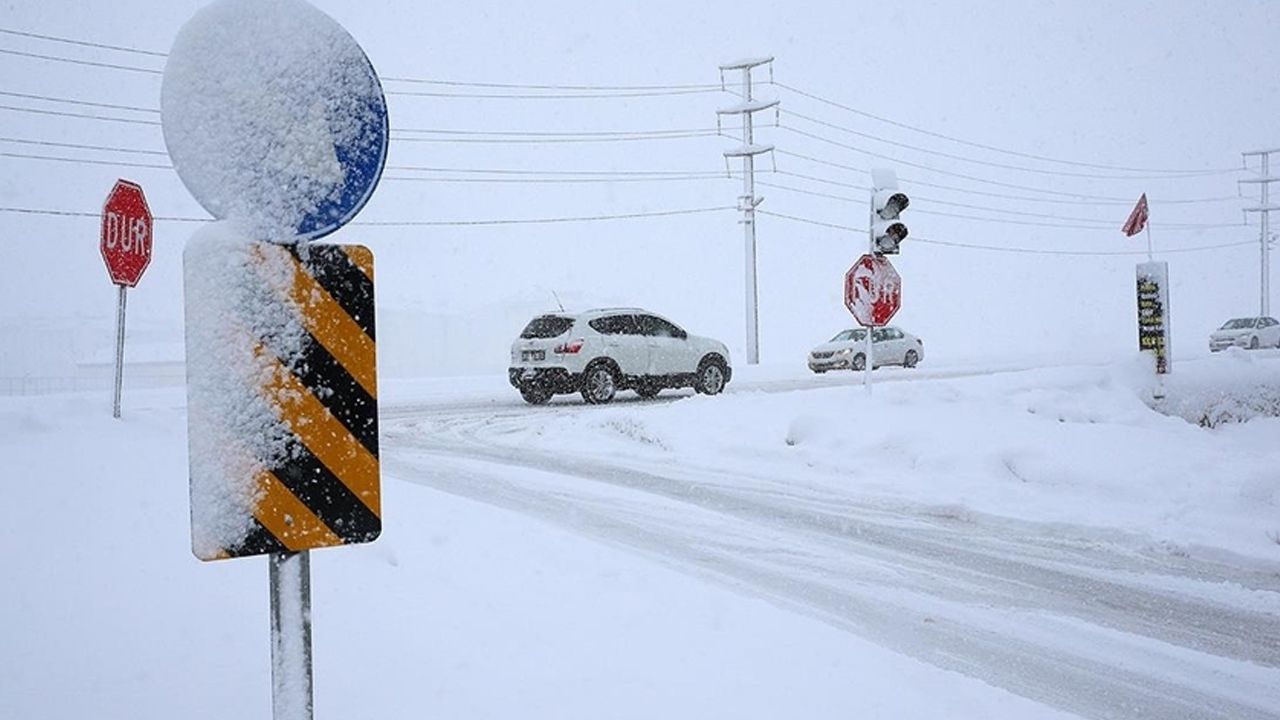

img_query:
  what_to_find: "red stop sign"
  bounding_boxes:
[100,179,153,287]
[844,254,901,327]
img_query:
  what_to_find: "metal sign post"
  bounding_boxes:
[112,286,128,418]
[270,551,314,720]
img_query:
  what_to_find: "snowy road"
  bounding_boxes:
[382,367,1280,720]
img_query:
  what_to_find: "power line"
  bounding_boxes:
[386,87,721,99]
[0,27,166,57]
[0,149,737,185]
[782,109,1237,180]
[767,170,1239,227]
[774,80,1240,175]
[757,210,1255,255]
[0,89,158,114]
[0,47,161,74]
[384,174,729,185]
[356,206,733,226]
[0,150,169,169]
[381,75,722,92]
[0,134,1244,231]
[773,148,1241,206]
[0,25,721,92]
[0,103,160,125]
[0,101,719,145]
[0,204,734,227]
[780,124,1235,203]
[392,131,720,144]
[0,136,167,156]
[759,176,1242,231]
[0,38,714,98]
[394,126,721,138]
[385,165,728,177]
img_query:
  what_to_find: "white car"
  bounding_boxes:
[1209,316,1280,351]
[509,308,732,404]
[808,326,923,373]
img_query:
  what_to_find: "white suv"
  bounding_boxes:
[509,308,732,404]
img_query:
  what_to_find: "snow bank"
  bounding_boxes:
[1149,348,1280,427]
[456,357,1280,560]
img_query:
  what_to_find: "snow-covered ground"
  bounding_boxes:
[3,353,1278,719]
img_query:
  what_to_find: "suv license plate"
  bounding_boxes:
[522,350,545,362]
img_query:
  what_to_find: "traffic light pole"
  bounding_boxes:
[864,191,875,394]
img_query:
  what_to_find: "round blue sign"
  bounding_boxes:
[161,0,388,242]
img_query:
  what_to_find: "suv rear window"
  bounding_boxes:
[520,315,574,338]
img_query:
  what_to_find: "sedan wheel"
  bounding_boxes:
[850,353,866,372]
[904,349,919,368]
[1250,336,1260,350]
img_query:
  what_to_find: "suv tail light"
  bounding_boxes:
[554,338,584,354]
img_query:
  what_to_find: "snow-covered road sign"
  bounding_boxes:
[185,239,380,561]
[845,254,901,327]
[161,0,388,242]
[100,179,152,288]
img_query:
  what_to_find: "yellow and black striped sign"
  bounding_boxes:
[187,241,380,561]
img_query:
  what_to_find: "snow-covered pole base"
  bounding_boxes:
[270,551,314,720]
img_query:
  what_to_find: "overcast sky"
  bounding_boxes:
[2,0,1277,376]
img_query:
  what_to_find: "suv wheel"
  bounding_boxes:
[581,363,617,404]
[850,353,866,372]
[520,386,552,405]
[694,360,727,396]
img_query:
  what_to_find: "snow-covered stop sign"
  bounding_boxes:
[100,179,152,287]
[844,254,901,328]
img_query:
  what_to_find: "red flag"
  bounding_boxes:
[1122,193,1149,237]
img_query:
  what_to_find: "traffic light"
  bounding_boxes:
[869,168,909,255]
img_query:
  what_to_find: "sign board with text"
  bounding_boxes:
[1136,261,1171,374]
[100,179,153,287]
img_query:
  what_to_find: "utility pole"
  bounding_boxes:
[1241,149,1278,316]
[718,57,777,365]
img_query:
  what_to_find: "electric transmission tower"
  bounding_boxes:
[717,56,778,365]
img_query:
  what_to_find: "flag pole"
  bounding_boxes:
[1145,220,1153,261]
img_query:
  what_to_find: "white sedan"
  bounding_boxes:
[808,326,924,373]
[1209,316,1280,351]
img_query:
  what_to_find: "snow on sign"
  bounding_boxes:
[184,230,381,560]
[845,254,901,327]
[100,179,152,287]
[160,0,388,242]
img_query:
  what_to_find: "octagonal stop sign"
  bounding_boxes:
[844,254,901,327]
[100,179,153,287]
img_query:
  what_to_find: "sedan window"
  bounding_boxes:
[1222,318,1257,330]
